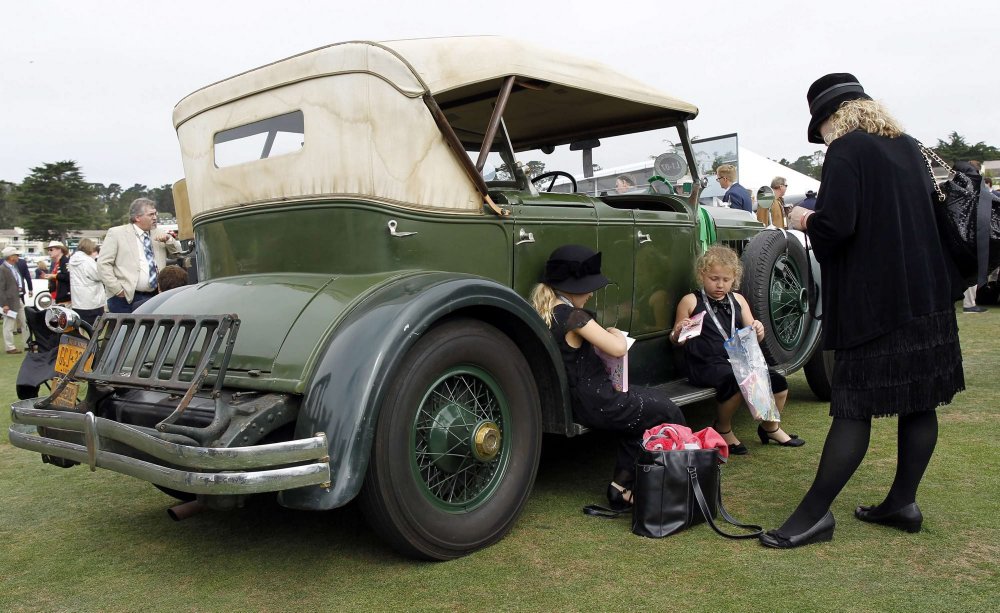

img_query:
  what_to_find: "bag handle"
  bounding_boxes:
[688,466,763,539]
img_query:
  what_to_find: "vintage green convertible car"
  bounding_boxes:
[9,37,821,559]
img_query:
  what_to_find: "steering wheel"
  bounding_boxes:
[531,171,577,193]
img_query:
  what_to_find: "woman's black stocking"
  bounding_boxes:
[876,410,937,512]
[776,416,871,536]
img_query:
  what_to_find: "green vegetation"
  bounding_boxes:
[0,307,996,611]
[2,161,176,240]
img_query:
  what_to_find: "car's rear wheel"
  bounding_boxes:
[360,319,541,560]
[739,231,813,367]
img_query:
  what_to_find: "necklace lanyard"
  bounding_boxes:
[556,293,575,308]
[700,289,735,339]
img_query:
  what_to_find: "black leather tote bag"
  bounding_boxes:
[631,449,762,539]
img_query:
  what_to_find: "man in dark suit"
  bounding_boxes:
[716,164,752,212]
[14,256,32,333]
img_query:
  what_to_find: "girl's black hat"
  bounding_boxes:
[806,73,870,144]
[541,245,610,294]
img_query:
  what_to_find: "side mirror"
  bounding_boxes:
[757,186,775,210]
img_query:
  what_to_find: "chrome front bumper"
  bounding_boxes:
[9,401,331,495]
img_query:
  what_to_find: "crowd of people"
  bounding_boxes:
[0,197,188,352]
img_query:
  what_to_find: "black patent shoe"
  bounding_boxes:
[607,482,633,512]
[759,511,835,549]
[757,424,806,447]
[854,502,923,533]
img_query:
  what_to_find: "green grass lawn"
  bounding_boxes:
[1,308,997,612]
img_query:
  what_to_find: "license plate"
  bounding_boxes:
[54,336,88,375]
[49,379,80,408]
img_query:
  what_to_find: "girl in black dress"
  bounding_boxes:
[672,245,804,455]
[531,245,684,511]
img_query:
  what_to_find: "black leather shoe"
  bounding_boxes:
[757,424,806,447]
[606,482,633,512]
[759,511,835,549]
[854,502,922,533]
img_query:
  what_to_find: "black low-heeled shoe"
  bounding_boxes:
[854,502,923,533]
[606,482,633,512]
[759,511,835,549]
[757,424,806,447]
[712,422,749,455]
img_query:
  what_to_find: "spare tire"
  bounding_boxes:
[739,231,812,367]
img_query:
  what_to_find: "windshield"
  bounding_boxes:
[470,126,695,196]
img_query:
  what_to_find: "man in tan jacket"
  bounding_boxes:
[98,198,180,313]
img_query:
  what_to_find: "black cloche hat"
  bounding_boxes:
[806,73,871,144]
[541,245,610,294]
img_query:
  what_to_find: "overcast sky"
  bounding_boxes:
[4,0,998,188]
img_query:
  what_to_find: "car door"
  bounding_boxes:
[629,199,698,385]
[510,192,601,314]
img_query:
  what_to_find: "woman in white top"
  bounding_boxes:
[68,238,106,326]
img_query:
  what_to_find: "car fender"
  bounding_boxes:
[278,271,570,511]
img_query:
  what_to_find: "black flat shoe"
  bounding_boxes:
[606,482,633,512]
[854,502,923,533]
[713,422,749,455]
[759,511,835,549]
[757,424,806,447]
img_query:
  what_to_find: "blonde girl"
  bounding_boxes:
[532,244,683,511]
[672,245,803,454]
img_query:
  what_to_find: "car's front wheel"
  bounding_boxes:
[360,319,542,560]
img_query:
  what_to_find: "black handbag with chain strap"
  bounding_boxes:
[918,143,1000,286]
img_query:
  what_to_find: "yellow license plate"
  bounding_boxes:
[54,336,88,375]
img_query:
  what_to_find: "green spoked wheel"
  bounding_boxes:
[412,366,510,510]
[740,231,813,367]
[361,319,541,560]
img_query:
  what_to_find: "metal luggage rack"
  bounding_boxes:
[38,313,241,444]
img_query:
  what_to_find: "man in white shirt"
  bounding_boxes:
[97,198,181,313]
[1,246,24,353]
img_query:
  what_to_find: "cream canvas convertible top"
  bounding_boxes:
[173,36,698,218]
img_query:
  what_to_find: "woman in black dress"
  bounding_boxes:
[760,74,965,548]
[531,245,684,511]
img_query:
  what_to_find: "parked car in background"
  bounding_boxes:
[10,37,823,559]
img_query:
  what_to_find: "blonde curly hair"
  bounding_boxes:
[695,245,742,289]
[824,98,904,144]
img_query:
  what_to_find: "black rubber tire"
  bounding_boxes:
[359,319,542,560]
[739,231,813,367]
[803,349,835,401]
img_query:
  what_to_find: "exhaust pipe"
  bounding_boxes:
[167,500,205,521]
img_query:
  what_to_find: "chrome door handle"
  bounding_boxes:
[387,220,417,237]
[516,229,535,245]
[637,230,652,244]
